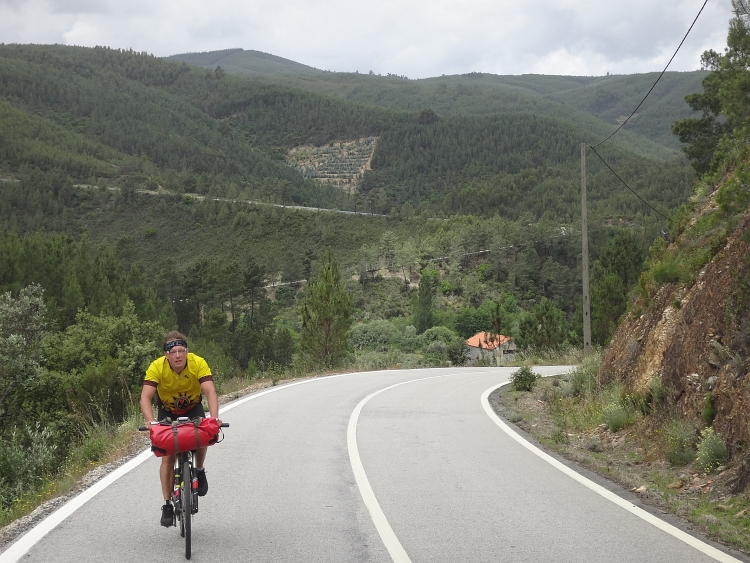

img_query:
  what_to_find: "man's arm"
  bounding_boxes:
[200,379,221,425]
[140,383,158,424]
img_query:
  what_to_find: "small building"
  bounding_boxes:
[465,332,516,365]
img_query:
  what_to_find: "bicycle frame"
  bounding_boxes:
[172,447,198,559]
[140,416,228,561]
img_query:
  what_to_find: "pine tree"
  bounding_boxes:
[300,250,353,367]
[413,270,435,334]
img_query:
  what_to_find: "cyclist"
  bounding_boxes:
[140,331,223,527]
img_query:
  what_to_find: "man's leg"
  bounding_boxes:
[159,455,175,526]
[160,455,175,500]
[195,446,208,496]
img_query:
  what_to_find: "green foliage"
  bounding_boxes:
[507,411,523,423]
[351,320,402,351]
[0,425,58,510]
[567,350,602,397]
[510,366,538,392]
[702,392,717,426]
[601,401,636,432]
[664,419,698,466]
[0,285,47,422]
[413,270,436,334]
[300,250,354,368]
[695,427,728,473]
[518,297,569,350]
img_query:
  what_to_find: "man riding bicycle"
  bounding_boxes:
[140,331,223,527]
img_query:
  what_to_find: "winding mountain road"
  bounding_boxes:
[1,367,746,562]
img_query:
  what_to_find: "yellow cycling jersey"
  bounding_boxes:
[144,353,213,414]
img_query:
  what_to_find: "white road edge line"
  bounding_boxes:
[0,372,357,563]
[481,383,742,563]
[348,374,460,563]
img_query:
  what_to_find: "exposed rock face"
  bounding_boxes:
[599,210,750,455]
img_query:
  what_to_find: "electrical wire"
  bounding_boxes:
[588,145,670,220]
[590,0,710,148]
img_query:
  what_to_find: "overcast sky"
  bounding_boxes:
[0,0,736,78]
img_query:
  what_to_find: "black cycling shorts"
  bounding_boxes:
[157,402,206,422]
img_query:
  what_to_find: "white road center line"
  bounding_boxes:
[348,375,452,563]
[481,382,742,563]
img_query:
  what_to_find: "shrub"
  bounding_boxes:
[651,259,684,285]
[664,419,698,466]
[646,374,666,412]
[601,402,636,432]
[510,366,538,392]
[351,320,401,351]
[569,351,601,396]
[702,393,716,426]
[0,425,58,510]
[419,325,459,346]
[695,428,728,472]
[507,411,522,423]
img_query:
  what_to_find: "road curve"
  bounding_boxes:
[1,367,745,562]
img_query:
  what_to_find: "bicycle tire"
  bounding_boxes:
[173,462,184,537]
[182,458,192,560]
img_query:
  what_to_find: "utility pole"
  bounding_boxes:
[581,143,592,354]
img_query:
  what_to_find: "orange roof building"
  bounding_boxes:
[465,331,516,364]
[466,331,511,350]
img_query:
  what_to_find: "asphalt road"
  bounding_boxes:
[1,367,745,562]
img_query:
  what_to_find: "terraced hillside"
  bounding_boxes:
[286,137,378,193]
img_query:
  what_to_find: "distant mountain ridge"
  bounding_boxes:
[166,48,323,76]
[167,48,705,150]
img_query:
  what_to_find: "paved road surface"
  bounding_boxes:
[1,367,745,562]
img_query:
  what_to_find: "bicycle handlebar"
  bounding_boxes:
[138,421,229,431]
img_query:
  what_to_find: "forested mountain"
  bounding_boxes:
[0,44,694,224]
[170,48,704,150]
[167,48,323,76]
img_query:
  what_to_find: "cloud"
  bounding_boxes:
[0,0,735,78]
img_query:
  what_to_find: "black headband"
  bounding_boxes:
[164,339,188,352]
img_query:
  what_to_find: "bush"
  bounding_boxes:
[702,392,716,426]
[569,351,601,396]
[351,320,401,351]
[419,325,459,346]
[651,259,684,285]
[601,402,636,432]
[510,366,538,392]
[507,411,522,423]
[646,374,666,412]
[664,419,698,466]
[695,428,728,472]
[0,425,58,510]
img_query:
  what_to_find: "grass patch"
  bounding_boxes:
[696,428,728,473]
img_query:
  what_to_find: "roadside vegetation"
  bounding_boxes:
[494,353,750,553]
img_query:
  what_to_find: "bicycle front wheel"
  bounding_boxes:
[182,459,192,560]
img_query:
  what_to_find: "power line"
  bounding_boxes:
[590,0,709,148]
[588,145,670,220]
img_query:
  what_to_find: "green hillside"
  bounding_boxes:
[166,48,323,76]
[0,43,697,329]
[0,44,693,224]
[169,49,703,151]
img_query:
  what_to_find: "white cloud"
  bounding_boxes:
[0,0,735,77]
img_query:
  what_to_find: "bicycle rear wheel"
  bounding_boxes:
[182,459,192,559]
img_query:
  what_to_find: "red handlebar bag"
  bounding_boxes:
[149,418,221,457]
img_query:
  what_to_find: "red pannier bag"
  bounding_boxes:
[149,418,221,457]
